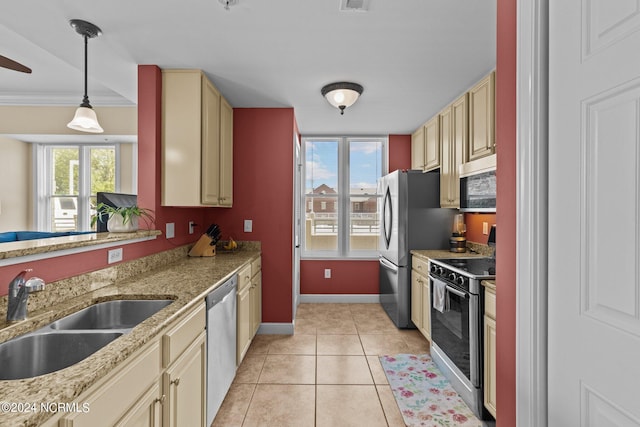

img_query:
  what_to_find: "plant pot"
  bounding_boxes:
[107,214,138,233]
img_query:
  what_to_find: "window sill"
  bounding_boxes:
[0,230,161,266]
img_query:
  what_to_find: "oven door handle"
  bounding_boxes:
[445,285,469,299]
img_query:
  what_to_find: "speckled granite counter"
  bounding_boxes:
[0,247,259,427]
[411,249,488,261]
[0,230,162,261]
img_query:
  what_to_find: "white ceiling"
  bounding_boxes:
[0,0,496,135]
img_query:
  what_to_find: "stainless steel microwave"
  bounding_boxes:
[459,154,496,212]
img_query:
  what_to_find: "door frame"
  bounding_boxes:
[516,0,549,425]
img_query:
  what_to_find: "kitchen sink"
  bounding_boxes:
[0,332,123,380]
[48,299,174,331]
[0,299,174,380]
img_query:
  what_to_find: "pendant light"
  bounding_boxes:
[321,82,364,115]
[67,19,103,133]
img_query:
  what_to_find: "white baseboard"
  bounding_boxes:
[299,294,381,303]
[257,323,294,335]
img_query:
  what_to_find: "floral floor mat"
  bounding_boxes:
[380,353,481,427]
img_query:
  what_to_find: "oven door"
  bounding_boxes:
[429,275,480,387]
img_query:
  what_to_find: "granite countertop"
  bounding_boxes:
[411,249,488,261]
[0,249,259,427]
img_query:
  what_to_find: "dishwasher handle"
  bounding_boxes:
[206,275,238,309]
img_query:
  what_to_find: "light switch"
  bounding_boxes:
[244,219,253,232]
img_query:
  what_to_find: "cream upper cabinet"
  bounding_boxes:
[162,69,233,207]
[218,96,234,207]
[411,126,425,170]
[468,71,495,161]
[411,117,439,172]
[440,94,467,208]
[424,116,440,171]
[484,286,497,418]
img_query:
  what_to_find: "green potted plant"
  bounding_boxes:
[91,203,155,233]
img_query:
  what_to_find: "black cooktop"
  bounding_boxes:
[432,257,496,279]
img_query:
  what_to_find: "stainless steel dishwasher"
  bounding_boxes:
[206,274,237,427]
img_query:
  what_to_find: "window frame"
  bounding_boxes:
[301,136,388,259]
[35,143,121,232]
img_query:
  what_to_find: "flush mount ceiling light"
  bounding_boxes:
[218,0,239,11]
[321,82,364,115]
[67,19,103,133]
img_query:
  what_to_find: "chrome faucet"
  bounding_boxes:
[6,269,46,323]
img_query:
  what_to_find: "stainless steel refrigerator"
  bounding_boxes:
[378,170,456,328]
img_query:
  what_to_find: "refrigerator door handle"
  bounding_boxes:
[379,256,398,273]
[382,187,392,249]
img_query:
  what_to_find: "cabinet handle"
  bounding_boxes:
[171,378,180,386]
[154,394,166,405]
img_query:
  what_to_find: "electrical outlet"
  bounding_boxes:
[244,219,253,232]
[483,222,489,235]
[166,223,175,239]
[189,221,196,234]
[324,269,331,279]
[108,248,123,264]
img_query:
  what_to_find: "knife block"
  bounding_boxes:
[188,234,217,257]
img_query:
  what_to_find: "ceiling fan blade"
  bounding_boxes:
[0,54,32,73]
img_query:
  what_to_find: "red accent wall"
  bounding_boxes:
[204,108,295,324]
[464,213,497,245]
[389,134,411,172]
[496,0,517,425]
[0,65,205,295]
[300,260,379,294]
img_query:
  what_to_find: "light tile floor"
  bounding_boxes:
[212,303,430,427]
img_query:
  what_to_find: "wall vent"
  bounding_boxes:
[339,0,369,12]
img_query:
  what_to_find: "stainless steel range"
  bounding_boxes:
[429,257,495,420]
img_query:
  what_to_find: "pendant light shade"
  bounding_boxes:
[68,106,104,133]
[321,82,364,115]
[67,19,103,134]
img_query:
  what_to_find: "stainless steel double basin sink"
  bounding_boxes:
[0,299,174,380]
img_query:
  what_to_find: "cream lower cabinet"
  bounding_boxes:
[410,256,431,341]
[250,256,262,337]
[59,340,162,427]
[484,286,497,418]
[163,332,206,427]
[237,263,253,365]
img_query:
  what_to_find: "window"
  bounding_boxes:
[35,144,130,232]
[302,137,386,258]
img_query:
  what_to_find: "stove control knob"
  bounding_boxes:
[448,272,456,281]
[456,276,466,286]
[430,264,438,273]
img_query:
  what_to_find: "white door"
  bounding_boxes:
[548,1,640,425]
[293,135,301,319]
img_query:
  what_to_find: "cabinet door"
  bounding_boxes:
[162,70,203,206]
[424,116,440,171]
[411,126,425,170]
[440,105,453,207]
[420,276,431,340]
[468,72,495,161]
[164,332,206,427]
[250,272,262,337]
[410,270,423,331]
[237,284,251,365]
[484,314,497,417]
[449,94,468,208]
[218,96,233,207]
[201,77,221,205]
[115,381,162,427]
